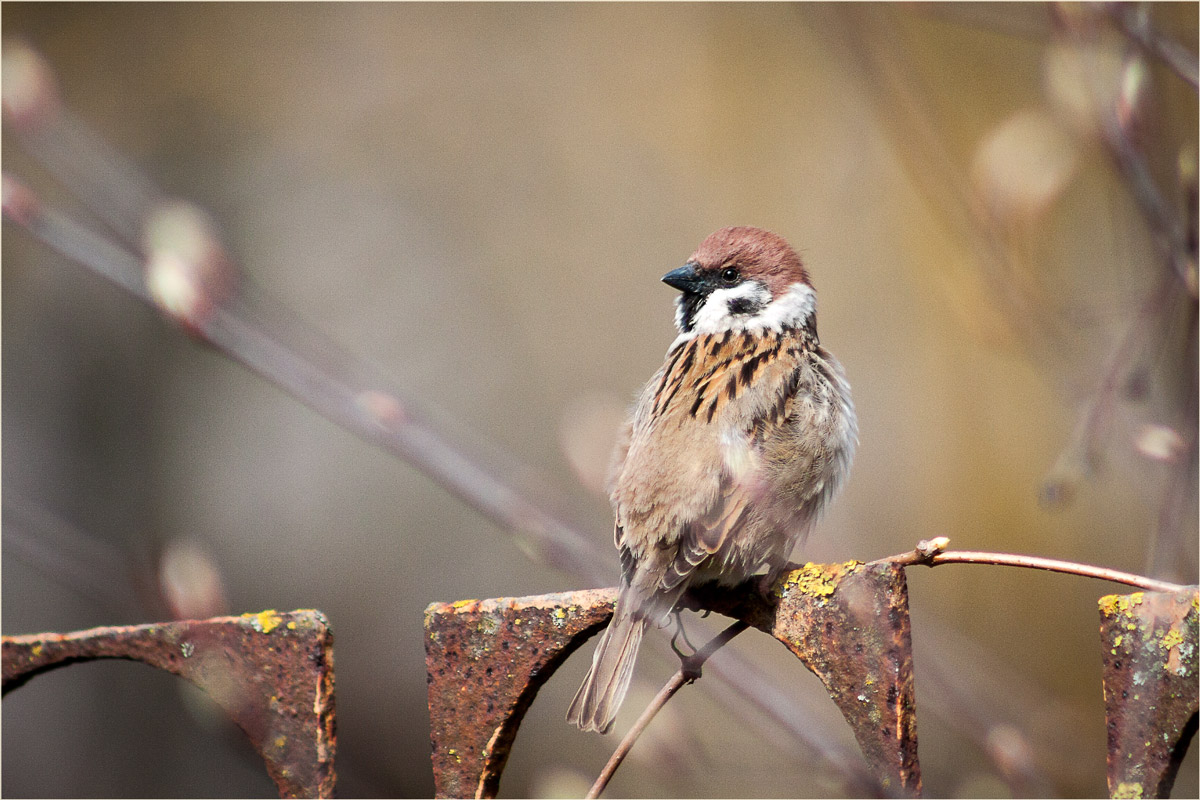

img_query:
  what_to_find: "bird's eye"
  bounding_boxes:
[720,267,739,283]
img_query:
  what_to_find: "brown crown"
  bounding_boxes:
[689,226,810,290]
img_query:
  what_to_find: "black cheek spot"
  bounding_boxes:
[728,297,758,316]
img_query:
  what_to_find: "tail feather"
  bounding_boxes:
[566,605,647,734]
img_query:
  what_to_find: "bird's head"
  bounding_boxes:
[663,226,815,337]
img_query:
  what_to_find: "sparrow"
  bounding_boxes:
[567,226,857,734]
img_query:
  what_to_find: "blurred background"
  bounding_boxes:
[2,3,1196,798]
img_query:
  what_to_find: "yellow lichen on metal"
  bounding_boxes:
[244,609,283,634]
[1099,593,1145,617]
[1161,625,1193,676]
[1160,628,1184,653]
[1113,781,1144,798]
[783,560,863,598]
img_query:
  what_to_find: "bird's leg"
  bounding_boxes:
[757,559,791,601]
[669,610,698,657]
[669,612,706,682]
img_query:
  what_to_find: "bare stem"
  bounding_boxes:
[879,539,1192,594]
[587,620,749,799]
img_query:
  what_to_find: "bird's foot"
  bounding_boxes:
[669,611,699,659]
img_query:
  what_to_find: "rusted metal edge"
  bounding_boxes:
[425,562,920,798]
[424,588,616,799]
[2,609,336,798]
[1099,587,1199,799]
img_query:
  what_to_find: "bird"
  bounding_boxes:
[567,226,857,734]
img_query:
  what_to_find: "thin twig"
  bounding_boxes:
[878,538,1192,594]
[587,620,749,799]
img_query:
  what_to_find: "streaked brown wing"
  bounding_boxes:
[660,472,754,591]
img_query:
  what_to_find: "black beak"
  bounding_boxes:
[662,263,706,294]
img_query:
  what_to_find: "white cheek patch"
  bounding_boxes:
[672,281,817,343]
[755,282,816,331]
[690,282,770,333]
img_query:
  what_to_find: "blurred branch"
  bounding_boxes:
[1040,269,1182,506]
[3,40,612,585]
[1100,104,1193,288]
[811,5,1069,352]
[0,175,612,585]
[586,620,749,799]
[911,623,1071,795]
[1105,2,1199,91]
[826,6,1197,580]
[1,494,158,618]
[1046,6,1199,579]
[1046,5,1195,287]
[881,537,1192,593]
[699,645,883,795]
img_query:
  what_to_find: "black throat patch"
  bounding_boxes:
[677,291,705,333]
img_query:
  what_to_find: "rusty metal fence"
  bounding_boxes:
[3,561,1195,798]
